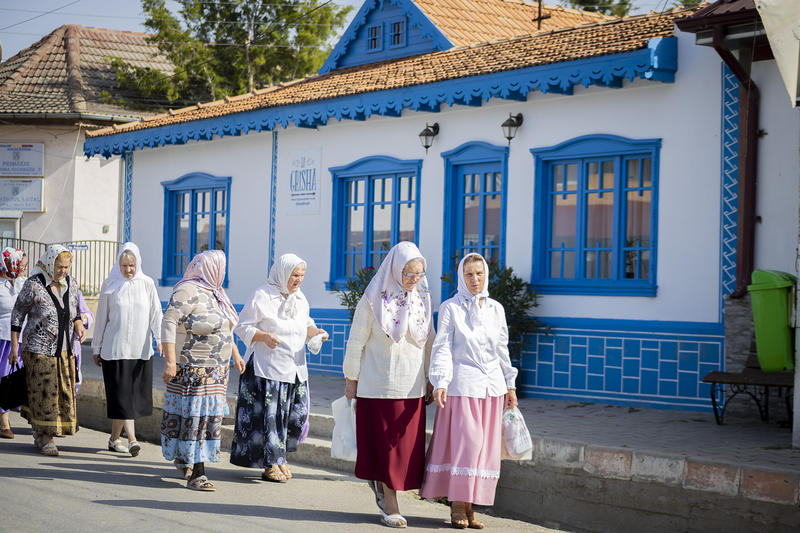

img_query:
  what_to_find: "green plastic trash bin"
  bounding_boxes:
[748,269,797,372]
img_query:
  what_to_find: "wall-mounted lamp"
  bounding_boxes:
[501,113,524,145]
[418,122,439,153]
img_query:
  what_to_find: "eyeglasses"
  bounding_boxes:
[402,271,425,279]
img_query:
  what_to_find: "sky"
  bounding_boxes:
[0,0,677,62]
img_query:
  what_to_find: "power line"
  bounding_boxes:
[0,0,81,32]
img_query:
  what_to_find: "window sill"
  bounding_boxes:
[532,281,657,297]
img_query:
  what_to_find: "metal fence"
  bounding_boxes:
[0,238,120,296]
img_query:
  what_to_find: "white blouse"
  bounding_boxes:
[0,277,25,340]
[91,276,163,360]
[428,296,517,398]
[343,298,433,399]
[234,284,315,383]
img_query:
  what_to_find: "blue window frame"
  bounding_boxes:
[366,23,383,52]
[441,142,509,298]
[327,156,422,289]
[389,18,406,48]
[161,172,231,286]
[531,134,660,296]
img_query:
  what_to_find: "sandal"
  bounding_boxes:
[450,501,468,529]
[279,463,292,479]
[466,506,485,529]
[108,438,127,453]
[367,480,386,513]
[128,441,141,457]
[380,510,407,528]
[40,441,59,457]
[32,431,42,449]
[0,427,14,439]
[261,465,287,483]
[187,475,216,491]
[174,459,193,480]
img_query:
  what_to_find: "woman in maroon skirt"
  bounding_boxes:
[343,241,434,528]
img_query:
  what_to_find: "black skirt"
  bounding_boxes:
[101,358,153,419]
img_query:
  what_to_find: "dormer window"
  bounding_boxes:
[367,24,382,52]
[390,19,406,48]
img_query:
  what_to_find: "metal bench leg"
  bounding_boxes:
[710,382,724,425]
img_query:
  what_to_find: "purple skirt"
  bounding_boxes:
[0,338,22,413]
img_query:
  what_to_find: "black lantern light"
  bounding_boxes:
[501,113,524,145]
[418,122,439,153]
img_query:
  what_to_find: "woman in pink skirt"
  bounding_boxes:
[343,241,434,528]
[420,253,518,529]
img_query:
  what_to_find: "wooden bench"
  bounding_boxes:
[702,353,794,425]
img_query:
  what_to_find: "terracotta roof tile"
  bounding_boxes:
[88,9,689,139]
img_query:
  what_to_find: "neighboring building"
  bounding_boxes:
[84,0,799,411]
[0,24,172,244]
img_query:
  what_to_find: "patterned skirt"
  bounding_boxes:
[230,358,309,469]
[419,395,504,506]
[160,364,229,465]
[0,339,22,414]
[20,350,78,437]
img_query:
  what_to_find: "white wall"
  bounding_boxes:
[72,137,122,241]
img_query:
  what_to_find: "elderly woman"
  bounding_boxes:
[0,248,26,439]
[161,250,245,491]
[231,253,328,482]
[92,242,162,457]
[343,241,434,528]
[9,245,86,456]
[420,253,518,529]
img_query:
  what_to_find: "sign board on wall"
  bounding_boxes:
[0,143,44,177]
[0,178,45,212]
[285,148,321,215]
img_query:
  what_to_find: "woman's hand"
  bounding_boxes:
[80,313,89,326]
[425,382,434,405]
[433,388,447,409]
[162,362,177,384]
[344,378,358,400]
[93,354,102,367]
[233,353,246,374]
[307,326,329,341]
[505,388,518,409]
[254,330,282,349]
[73,320,87,343]
[8,347,17,367]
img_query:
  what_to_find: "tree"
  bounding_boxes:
[568,0,632,17]
[109,0,351,110]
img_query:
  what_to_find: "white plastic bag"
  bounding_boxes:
[501,406,533,461]
[330,395,357,461]
[307,330,328,355]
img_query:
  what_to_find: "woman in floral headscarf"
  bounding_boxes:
[342,241,434,528]
[230,253,328,482]
[0,247,26,439]
[10,245,85,456]
[160,250,245,491]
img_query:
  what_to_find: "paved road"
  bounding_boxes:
[0,413,551,533]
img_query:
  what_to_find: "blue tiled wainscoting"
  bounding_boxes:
[306,308,353,375]
[520,318,724,411]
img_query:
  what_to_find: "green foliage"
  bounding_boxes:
[110,0,352,110]
[672,0,702,7]
[331,267,377,319]
[568,0,632,17]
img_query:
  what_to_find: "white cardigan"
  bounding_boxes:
[92,276,163,360]
[343,298,433,399]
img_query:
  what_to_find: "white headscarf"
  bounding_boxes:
[267,253,307,318]
[31,244,70,288]
[362,241,432,347]
[103,242,149,294]
[455,253,490,323]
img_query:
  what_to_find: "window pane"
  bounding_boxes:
[641,158,652,187]
[585,249,612,279]
[551,194,576,247]
[214,211,226,251]
[175,200,189,274]
[550,250,575,278]
[565,163,578,191]
[346,203,364,253]
[588,162,599,190]
[195,191,211,253]
[485,177,501,247]
[602,161,614,189]
[585,192,613,248]
[215,189,225,211]
[627,159,640,188]
[552,165,563,192]
[640,249,650,279]
[372,197,391,256]
[463,193,480,248]
[626,190,651,247]
[398,201,415,243]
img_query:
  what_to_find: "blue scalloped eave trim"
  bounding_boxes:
[84,37,678,158]
[318,0,453,75]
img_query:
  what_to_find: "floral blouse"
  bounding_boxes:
[11,274,80,357]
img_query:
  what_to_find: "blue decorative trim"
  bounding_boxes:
[719,64,739,303]
[531,134,660,296]
[269,130,278,271]
[84,38,678,158]
[326,155,423,290]
[441,141,508,299]
[122,151,133,242]
[319,0,453,74]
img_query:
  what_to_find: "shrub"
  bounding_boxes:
[331,266,377,319]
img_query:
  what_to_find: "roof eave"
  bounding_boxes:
[0,112,141,122]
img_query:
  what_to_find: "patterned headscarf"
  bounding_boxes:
[455,253,490,323]
[267,253,307,318]
[103,242,149,294]
[362,241,432,347]
[0,247,25,279]
[31,244,71,288]
[175,250,238,326]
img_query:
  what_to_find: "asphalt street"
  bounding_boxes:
[0,412,551,533]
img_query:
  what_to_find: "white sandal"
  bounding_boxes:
[108,438,127,453]
[128,441,141,457]
[380,510,407,528]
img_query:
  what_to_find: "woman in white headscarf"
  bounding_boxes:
[92,242,163,457]
[420,253,518,529]
[343,241,434,528]
[0,247,26,439]
[231,253,328,482]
